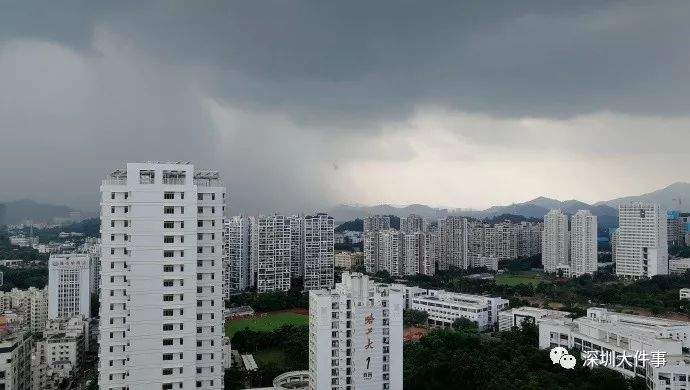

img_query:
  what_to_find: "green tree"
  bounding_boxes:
[451,317,478,333]
[403,309,429,327]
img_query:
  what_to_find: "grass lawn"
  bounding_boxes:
[253,349,287,367]
[495,272,551,286]
[225,312,307,337]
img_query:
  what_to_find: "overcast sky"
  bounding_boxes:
[1,1,690,214]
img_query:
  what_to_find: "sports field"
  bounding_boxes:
[494,272,550,286]
[225,311,308,337]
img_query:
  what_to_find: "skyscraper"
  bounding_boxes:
[542,209,570,276]
[438,216,469,270]
[223,215,251,295]
[303,213,335,290]
[570,210,598,277]
[616,203,668,278]
[363,215,391,273]
[252,215,292,292]
[289,215,305,279]
[99,162,225,389]
[403,232,423,275]
[48,253,91,319]
[378,229,403,277]
[309,272,403,390]
[422,231,439,276]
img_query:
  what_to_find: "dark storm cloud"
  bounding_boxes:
[4,0,690,122]
[103,0,690,123]
[1,1,689,212]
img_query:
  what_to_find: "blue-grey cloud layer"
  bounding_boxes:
[1,1,689,212]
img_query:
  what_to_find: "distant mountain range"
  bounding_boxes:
[0,199,83,225]
[328,182,690,230]
[3,182,690,229]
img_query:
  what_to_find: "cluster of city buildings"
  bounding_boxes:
[541,209,598,277]
[363,215,543,277]
[7,233,88,255]
[224,212,335,294]
[0,252,95,390]
[6,161,690,390]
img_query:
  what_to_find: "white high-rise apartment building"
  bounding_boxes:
[521,221,544,258]
[542,209,570,275]
[378,229,403,277]
[468,221,542,261]
[223,216,251,295]
[439,216,469,270]
[363,215,391,273]
[616,203,668,278]
[252,215,291,292]
[303,213,335,291]
[48,253,91,319]
[401,214,427,234]
[309,272,403,390]
[570,210,598,277]
[422,232,439,276]
[289,215,305,279]
[99,162,225,390]
[403,232,423,276]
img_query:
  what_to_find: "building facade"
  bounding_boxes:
[289,216,305,279]
[223,216,251,295]
[31,316,87,390]
[538,307,690,389]
[0,331,32,390]
[334,251,364,269]
[542,209,570,275]
[252,215,292,292]
[0,287,48,334]
[363,215,391,273]
[303,213,335,291]
[410,290,508,331]
[377,229,403,277]
[497,306,570,332]
[99,162,225,389]
[439,216,469,270]
[570,210,598,277]
[616,203,668,278]
[400,214,427,234]
[309,272,403,390]
[48,253,91,319]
